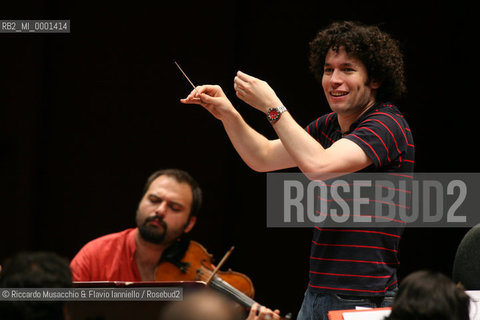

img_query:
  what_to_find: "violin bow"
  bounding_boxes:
[205,246,235,286]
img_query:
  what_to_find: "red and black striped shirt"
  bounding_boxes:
[305,102,415,296]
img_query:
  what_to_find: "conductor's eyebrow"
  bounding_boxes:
[324,62,355,67]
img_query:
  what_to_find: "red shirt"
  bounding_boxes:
[70,228,142,281]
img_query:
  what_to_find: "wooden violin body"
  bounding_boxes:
[154,240,255,298]
[155,239,291,319]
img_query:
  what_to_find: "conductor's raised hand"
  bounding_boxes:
[234,71,283,113]
[180,85,236,121]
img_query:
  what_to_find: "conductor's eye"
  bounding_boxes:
[323,67,333,74]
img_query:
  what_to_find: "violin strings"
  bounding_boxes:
[196,266,255,307]
[210,277,256,307]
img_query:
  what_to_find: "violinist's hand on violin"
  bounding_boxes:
[246,303,281,320]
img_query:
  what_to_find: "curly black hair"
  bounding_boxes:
[309,21,406,102]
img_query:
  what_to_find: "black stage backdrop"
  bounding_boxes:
[0,0,476,316]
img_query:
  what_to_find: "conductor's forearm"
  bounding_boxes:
[221,111,278,172]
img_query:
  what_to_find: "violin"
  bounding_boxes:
[155,240,254,298]
[154,240,291,319]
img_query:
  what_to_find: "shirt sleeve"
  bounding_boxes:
[305,117,319,137]
[305,114,330,142]
[344,112,408,169]
[70,245,94,281]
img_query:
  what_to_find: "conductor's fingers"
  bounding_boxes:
[199,93,219,105]
[234,73,248,89]
[236,70,255,81]
[180,96,203,105]
[181,86,210,105]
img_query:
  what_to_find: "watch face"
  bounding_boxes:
[269,110,279,120]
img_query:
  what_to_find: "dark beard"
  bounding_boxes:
[138,216,168,244]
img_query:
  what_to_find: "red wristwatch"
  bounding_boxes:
[266,106,287,123]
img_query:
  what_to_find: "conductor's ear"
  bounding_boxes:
[369,78,381,89]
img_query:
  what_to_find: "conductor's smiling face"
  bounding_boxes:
[136,175,196,245]
[322,46,379,115]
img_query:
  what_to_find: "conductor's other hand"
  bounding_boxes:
[180,85,236,121]
[246,303,281,320]
[234,71,283,113]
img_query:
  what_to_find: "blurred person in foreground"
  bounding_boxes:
[159,289,280,320]
[0,251,73,320]
[386,270,470,320]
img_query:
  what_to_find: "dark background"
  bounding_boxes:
[0,0,476,317]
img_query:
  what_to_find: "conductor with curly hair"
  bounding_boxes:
[182,21,414,320]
